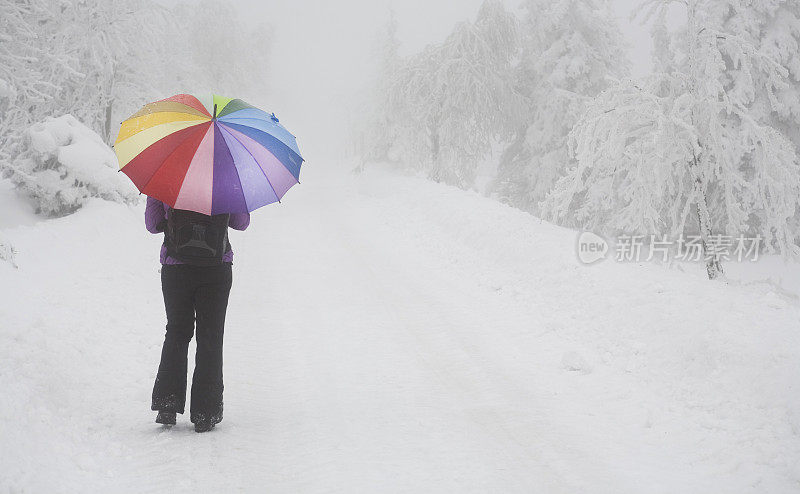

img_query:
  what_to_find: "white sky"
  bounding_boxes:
[231,0,664,158]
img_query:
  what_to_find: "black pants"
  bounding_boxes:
[151,263,232,424]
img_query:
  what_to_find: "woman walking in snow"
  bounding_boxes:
[145,196,250,433]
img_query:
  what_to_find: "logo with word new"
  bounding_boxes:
[577,231,609,264]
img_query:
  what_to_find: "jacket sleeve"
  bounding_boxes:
[145,197,167,234]
[229,212,250,231]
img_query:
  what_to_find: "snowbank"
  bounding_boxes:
[0,178,38,229]
[8,114,138,217]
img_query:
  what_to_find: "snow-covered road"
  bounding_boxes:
[2,162,799,493]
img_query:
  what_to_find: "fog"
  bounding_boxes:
[235,0,659,161]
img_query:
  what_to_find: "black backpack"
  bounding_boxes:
[164,209,231,266]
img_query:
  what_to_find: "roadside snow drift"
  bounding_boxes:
[8,114,137,217]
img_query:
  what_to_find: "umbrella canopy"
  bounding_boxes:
[114,94,304,215]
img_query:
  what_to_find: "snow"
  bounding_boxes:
[0,179,38,229]
[1,161,798,492]
[27,115,123,184]
[9,115,139,217]
[0,77,13,101]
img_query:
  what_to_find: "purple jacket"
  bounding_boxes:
[145,196,250,265]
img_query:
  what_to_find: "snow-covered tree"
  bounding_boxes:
[0,0,271,217]
[719,0,800,243]
[1,0,270,152]
[719,0,800,149]
[427,0,522,187]
[0,0,80,168]
[0,0,176,159]
[542,0,800,280]
[364,0,523,188]
[53,0,178,143]
[491,0,630,215]
[353,9,404,169]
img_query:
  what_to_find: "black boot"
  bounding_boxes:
[156,411,177,425]
[194,418,215,433]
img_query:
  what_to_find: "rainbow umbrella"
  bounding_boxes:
[114,93,303,215]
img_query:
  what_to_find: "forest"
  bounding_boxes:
[356,0,800,280]
[0,0,270,216]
